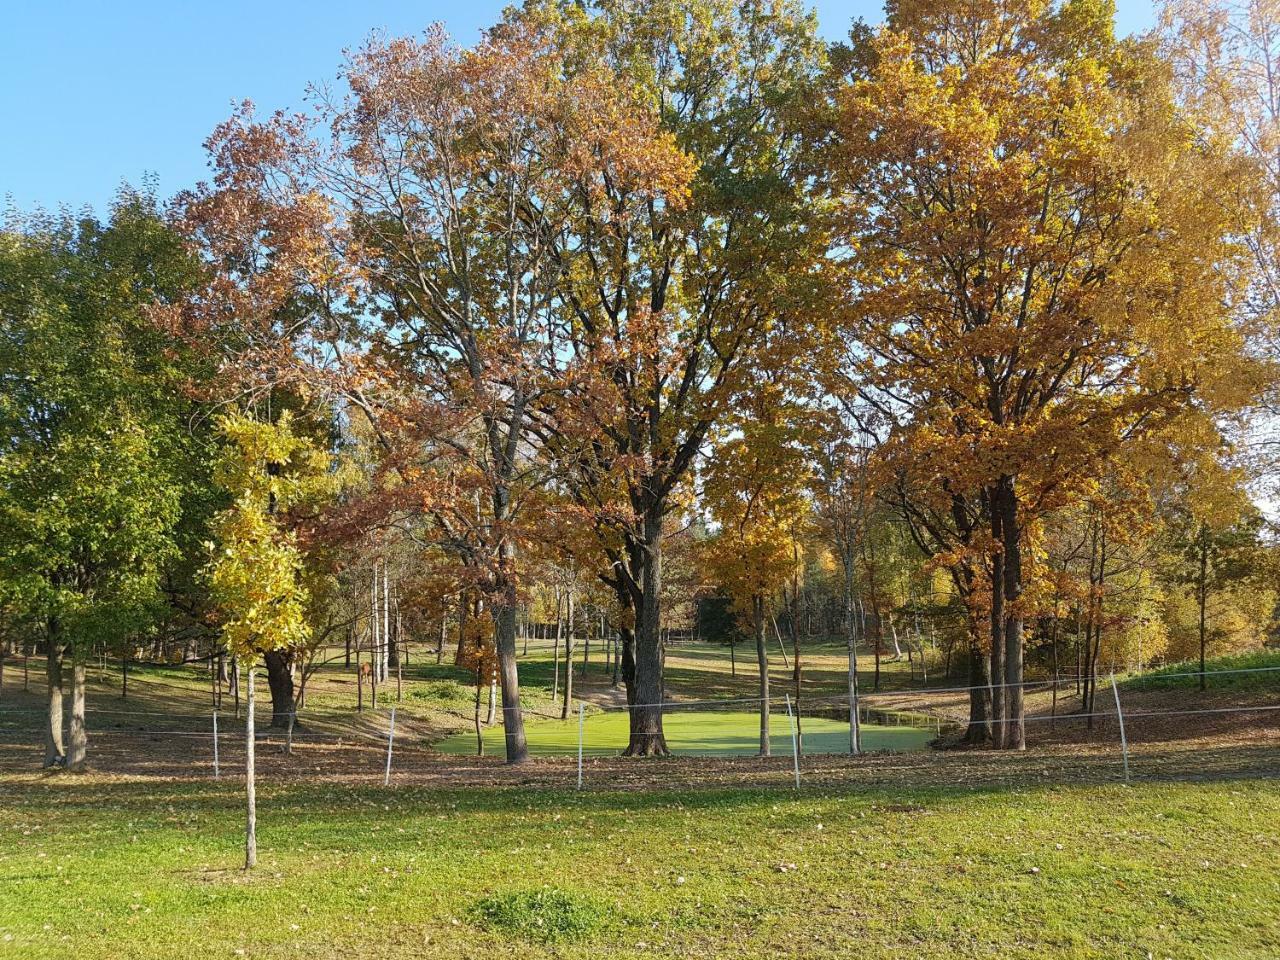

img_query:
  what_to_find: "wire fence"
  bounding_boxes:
[1,657,1277,791]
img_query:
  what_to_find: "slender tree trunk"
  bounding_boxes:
[625,508,669,756]
[789,584,803,756]
[44,623,64,768]
[386,568,398,672]
[754,594,770,757]
[67,660,87,770]
[551,589,562,703]
[847,579,860,754]
[561,590,574,721]
[474,666,484,757]
[1198,526,1208,692]
[244,664,256,870]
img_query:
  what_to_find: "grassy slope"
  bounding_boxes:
[1121,650,1280,692]
[1,776,1278,960]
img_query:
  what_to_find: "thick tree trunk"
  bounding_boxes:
[754,594,770,757]
[617,626,633,690]
[995,477,1026,750]
[263,649,296,729]
[963,636,992,744]
[455,593,468,664]
[67,661,87,770]
[989,499,1007,750]
[44,624,64,768]
[625,509,669,756]
[493,597,528,763]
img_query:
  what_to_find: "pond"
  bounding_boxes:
[434,708,936,757]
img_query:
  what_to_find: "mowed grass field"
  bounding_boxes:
[2,645,1278,958]
[437,710,937,757]
[1,775,1278,960]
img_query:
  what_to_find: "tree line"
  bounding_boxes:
[3,0,1279,769]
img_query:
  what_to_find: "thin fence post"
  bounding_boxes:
[577,701,585,791]
[784,694,800,790]
[285,711,294,756]
[1109,673,1130,782]
[384,707,396,786]
[212,711,220,780]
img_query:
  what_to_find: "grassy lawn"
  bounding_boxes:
[437,710,937,757]
[1,775,1278,960]
[1122,650,1280,692]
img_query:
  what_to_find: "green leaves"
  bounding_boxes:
[0,197,197,657]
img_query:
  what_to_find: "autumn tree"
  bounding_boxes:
[704,378,815,756]
[522,0,827,755]
[825,0,1261,748]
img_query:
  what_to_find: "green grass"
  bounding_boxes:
[1123,649,1280,692]
[436,710,937,757]
[1,775,1278,959]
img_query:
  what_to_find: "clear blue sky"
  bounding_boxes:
[1,1,1156,215]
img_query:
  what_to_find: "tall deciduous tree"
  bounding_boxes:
[0,197,200,769]
[826,0,1260,748]
[171,19,693,763]
[526,0,827,754]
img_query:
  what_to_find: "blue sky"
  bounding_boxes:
[1,1,1156,215]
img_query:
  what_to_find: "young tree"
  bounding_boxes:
[704,379,814,756]
[204,411,328,869]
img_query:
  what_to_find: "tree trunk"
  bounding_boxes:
[625,509,669,756]
[44,623,64,768]
[996,477,1026,750]
[754,594,770,757]
[455,592,468,664]
[474,667,484,757]
[1198,526,1208,692]
[846,586,860,755]
[989,496,1007,750]
[963,635,992,744]
[244,664,256,870]
[263,649,296,729]
[67,660,87,770]
[789,585,803,756]
[493,596,528,763]
[551,588,562,703]
[561,590,574,721]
